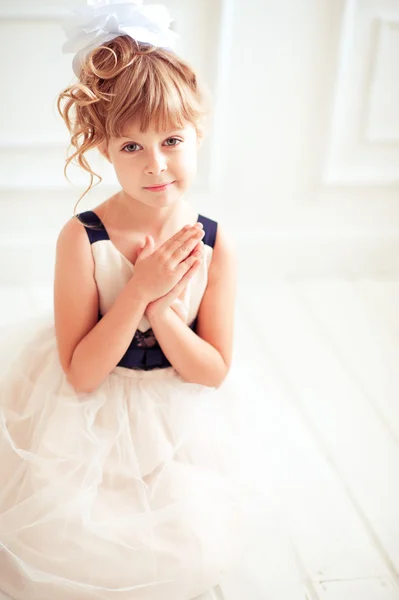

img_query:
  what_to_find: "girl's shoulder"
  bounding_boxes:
[56,213,94,254]
[197,215,237,283]
[208,220,237,267]
[54,216,98,294]
[199,215,236,256]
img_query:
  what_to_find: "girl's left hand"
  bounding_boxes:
[136,235,203,320]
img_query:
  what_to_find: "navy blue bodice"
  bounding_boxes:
[77,210,218,371]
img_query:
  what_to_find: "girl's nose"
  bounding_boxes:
[144,149,167,175]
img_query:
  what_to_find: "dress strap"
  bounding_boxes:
[76,210,109,245]
[77,210,218,249]
[197,214,218,249]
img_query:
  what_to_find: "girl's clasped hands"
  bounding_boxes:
[133,222,205,319]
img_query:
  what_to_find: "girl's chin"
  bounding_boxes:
[141,188,184,203]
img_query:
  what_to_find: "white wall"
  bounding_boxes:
[210,0,399,279]
[0,0,398,286]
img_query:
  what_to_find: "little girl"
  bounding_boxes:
[0,1,246,599]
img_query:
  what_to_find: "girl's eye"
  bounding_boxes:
[122,138,181,152]
[122,143,140,153]
[164,138,181,147]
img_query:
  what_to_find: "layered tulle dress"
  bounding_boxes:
[0,211,248,600]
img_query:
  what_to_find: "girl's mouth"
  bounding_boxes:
[144,181,175,192]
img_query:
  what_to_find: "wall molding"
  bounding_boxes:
[0,7,70,21]
[0,142,66,151]
[364,17,399,143]
[323,0,399,187]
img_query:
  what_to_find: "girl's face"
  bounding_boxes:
[100,118,200,208]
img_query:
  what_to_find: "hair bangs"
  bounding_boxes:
[107,60,202,137]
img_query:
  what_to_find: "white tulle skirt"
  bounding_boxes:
[0,315,250,600]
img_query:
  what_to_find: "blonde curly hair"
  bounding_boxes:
[57,35,210,214]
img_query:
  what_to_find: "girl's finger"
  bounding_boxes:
[191,241,202,254]
[178,258,202,284]
[176,254,201,278]
[136,235,154,263]
[171,234,204,264]
[161,225,204,260]
[157,257,202,307]
[166,258,201,301]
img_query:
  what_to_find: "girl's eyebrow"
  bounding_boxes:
[119,129,185,139]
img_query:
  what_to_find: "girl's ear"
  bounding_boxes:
[98,140,112,163]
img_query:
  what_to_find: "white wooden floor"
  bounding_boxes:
[1,278,399,600]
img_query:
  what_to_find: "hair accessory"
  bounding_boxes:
[62,0,179,76]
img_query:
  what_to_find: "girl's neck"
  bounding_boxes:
[96,191,197,239]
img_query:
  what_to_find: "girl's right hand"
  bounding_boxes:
[132,223,205,304]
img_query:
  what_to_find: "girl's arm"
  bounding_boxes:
[147,224,237,387]
[54,217,148,394]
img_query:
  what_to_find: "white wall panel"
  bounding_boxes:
[0,20,73,144]
[366,18,399,142]
[0,144,119,188]
[324,0,399,185]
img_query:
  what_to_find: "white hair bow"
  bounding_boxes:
[62,0,179,76]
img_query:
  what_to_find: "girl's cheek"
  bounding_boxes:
[184,156,198,176]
